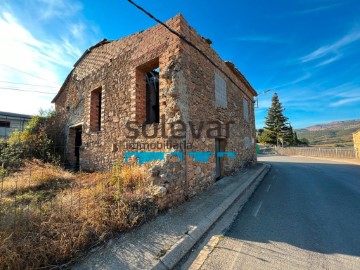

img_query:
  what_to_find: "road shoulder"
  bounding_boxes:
[71,163,270,270]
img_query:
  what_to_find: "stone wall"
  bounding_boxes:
[353,130,360,158]
[175,16,257,194]
[55,15,182,170]
[54,14,257,209]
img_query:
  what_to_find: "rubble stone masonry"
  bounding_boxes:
[353,130,360,158]
[53,14,258,209]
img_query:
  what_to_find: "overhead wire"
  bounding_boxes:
[0,80,59,88]
[0,63,60,85]
[127,0,255,101]
[0,87,57,94]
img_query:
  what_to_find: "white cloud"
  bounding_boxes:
[36,0,83,20]
[301,30,360,65]
[330,96,360,107]
[0,12,62,84]
[315,53,342,67]
[324,83,360,99]
[0,2,99,115]
[269,73,312,90]
[70,22,86,39]
[296,2,345,14]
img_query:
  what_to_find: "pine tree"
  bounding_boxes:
[284,124,294,145]
[293,131,299,145]
[263,93,288,146]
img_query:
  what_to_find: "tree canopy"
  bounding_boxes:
[258,93,301,146]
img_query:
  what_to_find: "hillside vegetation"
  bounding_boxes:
[296,119,360,147]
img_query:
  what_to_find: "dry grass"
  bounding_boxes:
[0,160,156,270]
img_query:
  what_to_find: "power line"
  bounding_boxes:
[127,0,254,101]
[0,80,59,88]
[0,87,57,94]
[0,63,60,85]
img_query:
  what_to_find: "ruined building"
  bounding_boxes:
[52,14,258,206]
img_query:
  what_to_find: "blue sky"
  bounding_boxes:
[0,0,359,128]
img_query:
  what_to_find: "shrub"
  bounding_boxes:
[1,110,63,171]
[111,162,149,192]
[0,139,23,169]
[0,167,5,179]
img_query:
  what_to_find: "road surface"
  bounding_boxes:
[196,155,360,270]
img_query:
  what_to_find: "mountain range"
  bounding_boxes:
[296,119,360,147]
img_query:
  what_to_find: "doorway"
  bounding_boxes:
[68,125,82,171]
[215,138,226,179]
[74,127,82,171]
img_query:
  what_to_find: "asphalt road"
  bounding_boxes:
[198,155,360,270]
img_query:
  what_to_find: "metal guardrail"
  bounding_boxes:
[256,145,276,154]
[275,147,356,159]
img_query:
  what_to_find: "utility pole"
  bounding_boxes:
[255,89,271,108]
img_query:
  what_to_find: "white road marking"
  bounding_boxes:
[253,201,263,217]
[229,241,244,270]
[267,184,271,192]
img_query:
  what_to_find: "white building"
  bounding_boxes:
[0,111,32,139]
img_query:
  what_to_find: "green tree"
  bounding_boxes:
[284,124,296,145]
[263,93,289,146]
[293,131,300,145]
[259,129,274,144]
[299,138,309,146]
[256,129,264,143]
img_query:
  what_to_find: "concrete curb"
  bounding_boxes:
[153,163,271,270]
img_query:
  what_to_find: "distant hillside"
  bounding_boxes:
[296,119,360,147]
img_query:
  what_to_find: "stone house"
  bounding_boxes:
[52,14,257,205]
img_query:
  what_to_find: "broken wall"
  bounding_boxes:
[54,14,257,209]
[174,16,257,195]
